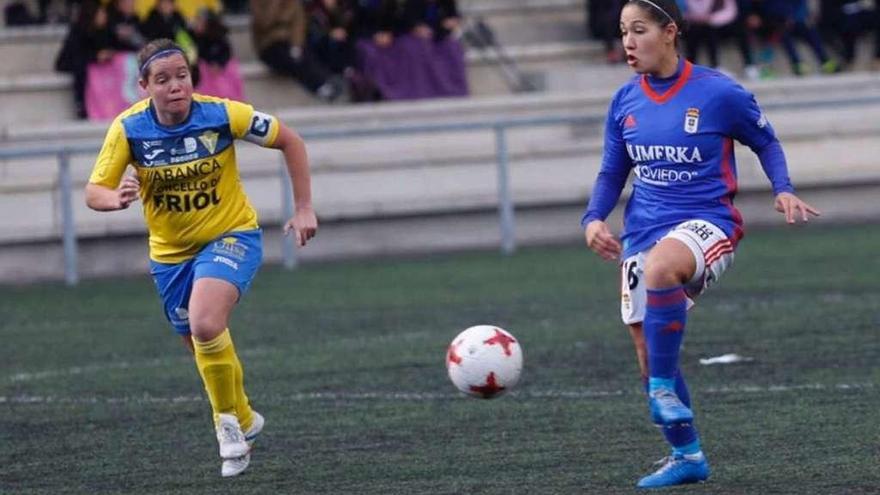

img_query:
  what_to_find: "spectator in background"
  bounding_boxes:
[142,0,190,42]
[308,0,357,75]
[683,0,739,69]
[393,0,468,99]
[192,9,246,100]
[134,0,221,23]
[250,0,344,102]
[308,0,377,101]
[757,0,840,75]
[142,0,198,82]
[818,0,876,69]
[588,0,626,63]
[55,0,114,118]
[5,0,41,25]
[193,9,231,69]
[355,0,468,101]
[725,0,762,80]
[352,0,399,101]
[107,0,146,51]
[354,0,398,42]
[682,0,761,79]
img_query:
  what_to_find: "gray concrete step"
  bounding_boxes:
[0,0,585,76]
[0,40,605,127]
[6,66,880,142]
[2,91,880,246]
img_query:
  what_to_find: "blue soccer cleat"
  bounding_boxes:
[637,454,710,489]
[648,388,693,425]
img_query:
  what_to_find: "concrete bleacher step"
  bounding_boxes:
[0,0,585,76]
[0,0,589,125]
[6,67,880,142]
[3,86,880,245]
[0,39,607,126]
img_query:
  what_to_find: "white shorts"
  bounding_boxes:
[620,219,735,325]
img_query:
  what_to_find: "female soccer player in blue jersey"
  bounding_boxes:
[581,0,820,488]
[85,38,318,478]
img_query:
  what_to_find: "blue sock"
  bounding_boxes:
[672,439,702,457]
[644,286,688,388]
[642,371,700,452]
[642,287,699,454]
[665,371,700,453]
[674,369,691,408]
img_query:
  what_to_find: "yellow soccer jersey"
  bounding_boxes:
[89,94,281,263]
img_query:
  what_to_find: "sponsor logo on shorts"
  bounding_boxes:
[174,307,189,322]
[212,255,239,270]
[212,237,247,260]
[681,221,715,241]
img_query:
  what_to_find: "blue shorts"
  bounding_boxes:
[149,229,263,335]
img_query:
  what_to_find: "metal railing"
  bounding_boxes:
[0,113,599,286]
[6,90,880,286]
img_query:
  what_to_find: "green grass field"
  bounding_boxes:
[2,224,879,494]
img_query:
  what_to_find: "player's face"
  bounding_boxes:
[619,4,676,74]
[142,54,193,117]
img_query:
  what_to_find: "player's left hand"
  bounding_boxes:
[284,206,318,247]
[775,192,821,224]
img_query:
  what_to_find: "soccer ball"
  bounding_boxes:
[446,325,523,399]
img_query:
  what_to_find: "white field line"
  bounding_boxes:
[4,347,276,383]
[0,382,874,405]
[6,358,187,383]
[5,332,433,383]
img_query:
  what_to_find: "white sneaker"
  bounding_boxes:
[216,413,249,460]
[221,411,265,478]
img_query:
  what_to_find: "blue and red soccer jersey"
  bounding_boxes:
[582,59,794,258]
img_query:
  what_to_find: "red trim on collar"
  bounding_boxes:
[640,60,693,104]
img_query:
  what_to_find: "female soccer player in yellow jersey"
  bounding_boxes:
[85,38,318,477]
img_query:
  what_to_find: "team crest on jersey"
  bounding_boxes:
[199,130,219,154]
[684,108,700,134]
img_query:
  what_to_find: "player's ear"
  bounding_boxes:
[138,76,148,91]
[665,22,678,45]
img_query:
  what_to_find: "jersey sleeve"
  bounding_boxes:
[580,90,634,227]
[225,99,281,147]
[726,83,776,151]
[88,117,132,188]
[725,83,794,194]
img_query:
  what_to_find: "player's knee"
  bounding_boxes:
[188,313,226,341]
[643,255,689,288]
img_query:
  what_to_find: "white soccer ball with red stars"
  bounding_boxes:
[446,325,523,399]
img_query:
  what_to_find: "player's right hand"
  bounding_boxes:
[117,175,140,210]
[585,220,622,261]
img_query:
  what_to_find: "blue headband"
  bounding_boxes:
[139,48,186,77]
